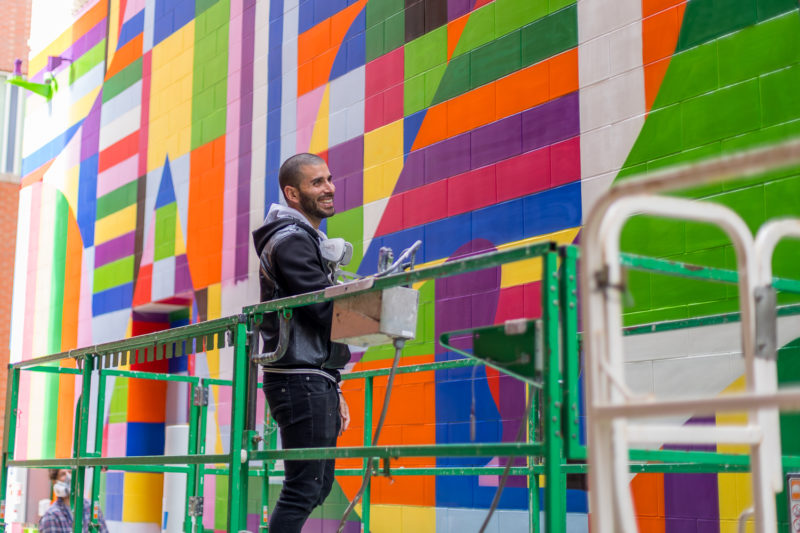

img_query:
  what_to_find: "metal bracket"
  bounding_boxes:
[754,285,777,360]
[188,496,204,517]
[193,385,209,406]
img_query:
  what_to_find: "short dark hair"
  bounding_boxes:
[278,153,325,199]
[48,469,61,481]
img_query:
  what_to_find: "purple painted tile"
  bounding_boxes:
[393,150,425,194]
[424,133,471,183]
[328,136,364,179]
[95,231,135,267]
[333,177,347,213]
[31,20,108,82]
[521,91,580,153]
[448,0,471,21]
[697,520,720,533]
[471,290,499,328]
[435,296,473,335]
[439,267,498,299]
[470,114,522,169]
[665,473,718,520]
[81,95,103,161]
[174,254,193,294]
[343,174,362,211]
[665,518,699,533]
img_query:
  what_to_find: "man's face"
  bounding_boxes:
[56,469,69,483]
[287,163,336,226]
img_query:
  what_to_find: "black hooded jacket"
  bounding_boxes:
[251,206,350,372]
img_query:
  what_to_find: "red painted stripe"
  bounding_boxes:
[138,51,151,177]
[98,131,139,174]
[374,137,580,238]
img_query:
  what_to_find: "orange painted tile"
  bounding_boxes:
[187,137,225,288]
[55,370,76,458]
[411,104,448,151]
[446,82,495,137]
[298,19,331,65]
[548,48,579,99]
[496,59,549,118]
[20,160,53,187]
[447,14,470,61]
[297,61,314,97]
[60,212,83,352]
[638,517,666,533]
[642,0,685,18]
[642,7,679,65]
[631,472,664,518]
[105,33,143,81]
[127,378,167,422]
[297,0,368,96]
[644,57,670,112]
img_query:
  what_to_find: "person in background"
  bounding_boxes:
[38,469,108,533]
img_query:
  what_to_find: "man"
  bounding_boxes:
[252,153,352,533]
[39,469,108,533]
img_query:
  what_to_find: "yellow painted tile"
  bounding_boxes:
[500,227,581,287]
[379,156,404,199]
[309,83,330,154]
[122,472,164,523]
[364,119,403,170]
[400,505,436,532]
[106,0,121,69]
[363,164,383,204]
[95,204,137,244]
[69,87,102,125]
[369,504,403,533]
[174,216,186,255]
[64,164,81,216]
[148,22,194,172]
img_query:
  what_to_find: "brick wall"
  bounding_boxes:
[0,0,32,73]
[0,177,18,442]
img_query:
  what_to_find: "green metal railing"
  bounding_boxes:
[3,240,800,533]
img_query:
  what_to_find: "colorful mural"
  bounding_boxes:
[8,0,800,531]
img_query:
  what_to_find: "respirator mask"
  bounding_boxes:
[53,473,71,498]
[320,238,354,283]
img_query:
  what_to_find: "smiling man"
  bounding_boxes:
[252,153,352,533]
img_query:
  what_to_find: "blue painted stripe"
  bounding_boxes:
[21,121,83,176]
[357,182,582,276]
[78,153,98,247]
[92,282,133,316]
[117,10,144,49]
[265,0,284,213]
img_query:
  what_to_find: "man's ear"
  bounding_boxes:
[283,185,299,204]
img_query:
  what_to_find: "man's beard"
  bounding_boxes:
[299,190,335,220]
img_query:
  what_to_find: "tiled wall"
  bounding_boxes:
[9,0,800,530]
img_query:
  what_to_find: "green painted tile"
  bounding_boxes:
[683,219,729,253]
[622,104,683,168]
[384,11,405,53]
[155,203,177,261]
[452,3,495,59]
[647,143,724,197]
[405,25,447,79]
[495,0,548,38]
[712,183,766,233]
[102,56,143,103]
[107,378,129,424]
[761,63,800,128]
[214,474,228,530]
[717,11,800,87]
[192,0,229,150]
[623,306,688,327]
[765,174,800,219]
[403,72,426,115]
[196,0,220,17]
[650,269,727,309]
[624,270,652,313]
[70,40,106,85]
[520,4,577,66]
[676,0,758,52]
[756,0,800,20]
[327,206,363,273]
[549,0,575,11]
[366,22,385,62]
[653,41,718,108]
[424,63,447,107]
[431,52,470,105]
[470,30,521,89]
[686,299,739,318]
[681,79,761,148]
[96,181,138,219]
[93,256,135,293]
[620,215,685,257]
[366,0,404,28]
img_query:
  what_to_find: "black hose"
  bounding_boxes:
[478,392,535,533]
[337,337,406,533]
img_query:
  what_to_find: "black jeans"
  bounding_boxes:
[263,373,341,533]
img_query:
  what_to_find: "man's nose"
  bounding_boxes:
[325,179,335,194]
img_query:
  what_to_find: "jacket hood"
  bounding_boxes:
[252,203,326,255]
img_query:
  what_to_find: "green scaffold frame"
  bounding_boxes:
[2,240,800,533]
